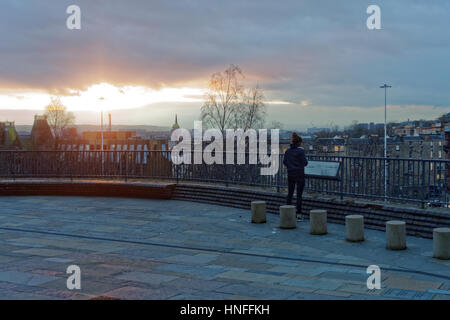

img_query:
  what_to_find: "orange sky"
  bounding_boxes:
[1,1,449,128]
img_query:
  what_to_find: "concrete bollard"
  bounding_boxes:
[433,228,450,260]
[251,201,266,223]
[386,221,406,250]
[280,205,296,229]
[310,209,327,235]
[345,215,364,242]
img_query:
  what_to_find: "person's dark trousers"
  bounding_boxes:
[286,172,305,214]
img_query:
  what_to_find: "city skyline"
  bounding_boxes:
[0,105,447,131]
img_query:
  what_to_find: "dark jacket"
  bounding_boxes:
[283,144,308,176]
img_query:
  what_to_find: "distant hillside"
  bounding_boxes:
[16,124,170,134]
[75,124,170,133]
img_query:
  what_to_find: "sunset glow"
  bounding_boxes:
[1,1,448,127]
[0,83,206,112]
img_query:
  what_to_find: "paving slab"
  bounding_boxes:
[215,283,296,299]
[116,271,178,286]
[0,271,58,286]
[0,195,448,300]
[382,288,436,300]
[279,277,344,291]
[13,248,70,257]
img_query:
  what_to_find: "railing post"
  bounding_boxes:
[225,164,229,187]
[276,155,281,193]
[12,151,16,181]
[339,161,344,200]
[276,170,280,193]
[70,151,73,182]
[125,152,128,182]
[421,160,426,208]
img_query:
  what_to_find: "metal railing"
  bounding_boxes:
[0,150,448,207]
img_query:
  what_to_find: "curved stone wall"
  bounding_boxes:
[173,183,450,239]
[0,180,448,239]
[0,180,175,200]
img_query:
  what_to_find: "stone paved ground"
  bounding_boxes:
[0,196,449,300]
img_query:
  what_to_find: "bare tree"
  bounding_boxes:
[237,85,266,131]
[44,97,75,149]
[201,65,243,131]
[329,122,340,135]
[201,65,267,131]
[375,122,396,137]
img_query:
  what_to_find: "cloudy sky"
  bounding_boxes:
[0,0,449,129]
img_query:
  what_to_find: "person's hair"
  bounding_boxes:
[291,132,302,146]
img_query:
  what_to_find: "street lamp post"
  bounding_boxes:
[101,110,104,152]
[380,84,391,201]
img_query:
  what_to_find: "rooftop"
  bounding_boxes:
[0,196,448,300]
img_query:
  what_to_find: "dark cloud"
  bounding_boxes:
[0,0,449,111]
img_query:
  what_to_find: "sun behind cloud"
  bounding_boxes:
[0,83,206,112]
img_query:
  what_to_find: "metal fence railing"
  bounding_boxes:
[0,150,448,207]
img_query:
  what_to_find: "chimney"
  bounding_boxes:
[108,113,112,132]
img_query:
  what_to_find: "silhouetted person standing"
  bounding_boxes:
[283,133,308,220]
